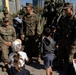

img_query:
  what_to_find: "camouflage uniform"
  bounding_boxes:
[21,4,41,61]
[57,3,76,67]
[3,16,13,26]
[3,8,13,26]
[69,18,76,63]
[69,39,76,63]
[0,18,16,63]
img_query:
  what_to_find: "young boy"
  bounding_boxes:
[41,28,56,75]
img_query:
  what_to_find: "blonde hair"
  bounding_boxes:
[12,39,22,52]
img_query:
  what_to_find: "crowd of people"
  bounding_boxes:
[0,1,76,75]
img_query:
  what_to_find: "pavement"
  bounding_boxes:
[0,62,8,75]
[0,58,65,75]
[25,59,65,75]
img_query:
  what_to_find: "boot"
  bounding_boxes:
[37,54,42,64]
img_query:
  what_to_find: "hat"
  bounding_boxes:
[44,0,50,6]
[25,3,33,8]
[3,7,8,14]
[3,18,9,22]
[12,39,22,52]
[63,2,73,9]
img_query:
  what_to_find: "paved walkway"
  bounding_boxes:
[25,58,64,75]
[0,59,65,75]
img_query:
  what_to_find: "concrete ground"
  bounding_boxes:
[0,58,65,75]
[25,59,65,75]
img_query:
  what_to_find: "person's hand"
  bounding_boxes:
[21,35,25,40]
[4,41,11,46]
[8,42,12,46]
[56,45,59,49]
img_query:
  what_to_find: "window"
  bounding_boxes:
[9,0,15,3]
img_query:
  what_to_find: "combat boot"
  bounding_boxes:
[37,54,42,64]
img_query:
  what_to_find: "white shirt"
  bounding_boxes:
[14,17,22,24]
[9,51,28,67]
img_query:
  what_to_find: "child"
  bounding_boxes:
[8,39,30,75]
[41,28,56,75]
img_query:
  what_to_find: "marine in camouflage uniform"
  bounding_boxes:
[0,18,16,63]
[3,7,13,26]
[57,2,76,68]
[69,24,76,63]
[21,3,42,62]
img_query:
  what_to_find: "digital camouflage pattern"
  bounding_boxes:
[3,7,13,26]
[0,25,16,62]
[58,14,76,65]
[0,25,16,43]
[3,15,13,26]
[22,13,41,36]
[21,11,42,63]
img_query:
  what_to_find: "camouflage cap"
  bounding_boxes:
[3,18,9,22]
[3,7,8,14]
[63,2,73,9]
[25,3,33,8]
[44,0,50,6]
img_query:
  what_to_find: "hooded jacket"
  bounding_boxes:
[41,37,56,56]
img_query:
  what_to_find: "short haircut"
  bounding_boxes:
[44,28,51,37]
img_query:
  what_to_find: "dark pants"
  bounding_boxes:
[9,65,30,75]
[24,36,39,59]
[57,38,72,67]
[65,63,75,75]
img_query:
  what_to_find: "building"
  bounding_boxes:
[15,0,21,12]
[33,0,38,7]
[33,0,46,8]
[0,0,21,14]
[38,0,45,8]
[9,0,21,14]
[9,0,16,14]
[0,0,4,12]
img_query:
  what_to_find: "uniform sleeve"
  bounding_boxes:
[40,40,44,54]
[12,27,16,42]
[74,16,76,39]
[0,36,5,43]
[0,27,5,43]
[36,15,42,35]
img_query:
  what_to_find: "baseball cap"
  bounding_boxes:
[25,3,33,8]
[3,18,9,22]
[63,2,73,9]
[3,7,8,14]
